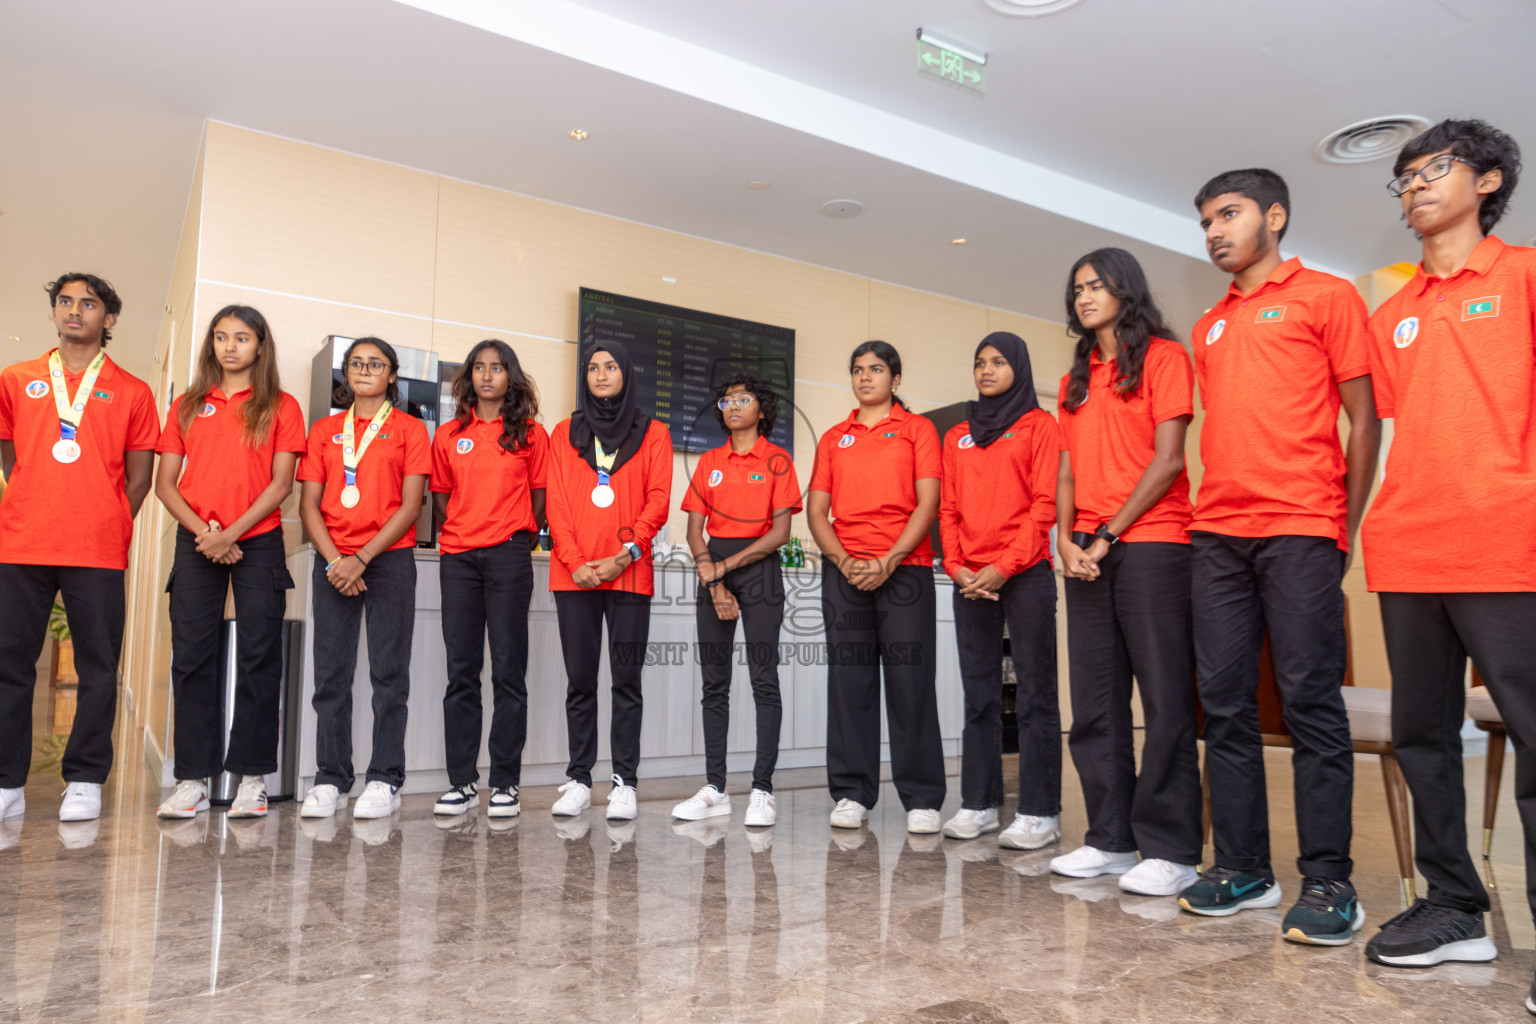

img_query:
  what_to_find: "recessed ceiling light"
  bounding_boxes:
[821,199,863,218]
[747,180,769,190]
[569,129,588,141]
[6,335,19,342]
[981,0,1085,17]
[1316,116,1429,164]
[951,238,967,245]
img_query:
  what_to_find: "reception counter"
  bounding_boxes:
[285,546,970,797]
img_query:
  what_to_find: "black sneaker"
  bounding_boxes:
[1282,877,1364,945]
[488,786,520,818]
[1364,898,1497,966]
[1177,866,1281,917]
[432,782,479,817]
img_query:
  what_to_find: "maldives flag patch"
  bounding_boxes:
[1255,306,1286,323]
[1462,296,1500,320]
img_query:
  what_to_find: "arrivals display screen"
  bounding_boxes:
[578,287,795,455]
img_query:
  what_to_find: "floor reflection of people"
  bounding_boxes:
[595,814,641,1021]
[687,831,733,1023]
[38,822,107,1023]
[557,814,597,1021]
[742,828,781,1019]
[822,828,881,1024]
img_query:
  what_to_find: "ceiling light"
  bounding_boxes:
[1316,116,1429,164]
[6,335,19,342]
[568,129,588,141]
[747,180,769,190]
[821,199,863,218]
[951,238,967,245]
[981,0,1085,17]
[916,28,986,65]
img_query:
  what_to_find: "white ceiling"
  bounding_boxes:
[2,0,1531,382]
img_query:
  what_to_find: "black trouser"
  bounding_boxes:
[439,533,534,789]
[0,563,124,787]
[1380,591,1536,919]
[554,589,651,788]
[167,527,293,779]
[953,560,1059,815]
[1066,542,1201,864]
[310,548,416,790]
[1192,532,1353,880]
[696,536,784,793]
[823,563,945,811]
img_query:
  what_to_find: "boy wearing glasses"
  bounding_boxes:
[1177,170,1381,946]
[1361,121,1531,989]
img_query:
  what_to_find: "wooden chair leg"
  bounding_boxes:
[1380,751,1416,906]
[1483,724,1507,860]
[1200,743,1212,866]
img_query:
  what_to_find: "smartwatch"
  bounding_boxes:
[1093,524,1119,547]
[623,541,643,562]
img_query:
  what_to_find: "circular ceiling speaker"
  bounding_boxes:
[821,199,863,218]
[981,0,1086,16]
[1316,116,1430,164]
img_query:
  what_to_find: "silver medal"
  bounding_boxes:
[591,484,615,508]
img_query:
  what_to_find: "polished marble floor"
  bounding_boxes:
[4,679,1534,1023]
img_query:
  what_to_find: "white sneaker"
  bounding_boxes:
[743,789,776,828]
[672,784,732,821]
[551,780,591,817]
[488,786,520,818]
[1118,858,1199,897]
[353,781,400,820]
[59,782,101,822]
[906,808,941,834]
[829,798,868,829]
[942,807,1000,839]
[606,775,637,821]
[300,784,345,818]
[998,813,1060,850]
[434,783,479,816]
[157,779,209,819]
[1049,844,1139,878]
[0,786,24,820]
[228,776,268,818]
[0,820,22,851]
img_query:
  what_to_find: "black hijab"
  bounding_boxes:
[570,340,651,473]
[967,331,1040,448]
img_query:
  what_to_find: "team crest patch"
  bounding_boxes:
[958,434,975,449]
[331,433,345,445]
[838,434,855,448]
[1393,317,1419,349]
[1255,306,1286,323]
[197,402,216,418]
[1463,296,1500,320]
[456,438,474,454]
[708,469,723,488]
[1205,319,1226,345]
[24,380,48,398]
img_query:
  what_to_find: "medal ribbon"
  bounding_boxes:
[341,401,393,488]
[48,349,107,444]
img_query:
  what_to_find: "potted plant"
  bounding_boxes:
[48,598,77,686]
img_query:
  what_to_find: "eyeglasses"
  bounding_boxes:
[1387,155,1481,197]
[347,358,389,374]
[717,394,757,411]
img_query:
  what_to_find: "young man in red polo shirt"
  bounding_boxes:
[1359,121,1530,991]
[1177,171,1381,947]
[0,274,158,823]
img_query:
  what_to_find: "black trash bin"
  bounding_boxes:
[210,619,305,805]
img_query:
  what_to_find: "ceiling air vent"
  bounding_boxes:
[1316,116,1430,164]
[981,0,1085,16]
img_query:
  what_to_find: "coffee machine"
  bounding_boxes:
[309,336,444,546]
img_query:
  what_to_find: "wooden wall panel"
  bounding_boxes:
[866,281,987,411]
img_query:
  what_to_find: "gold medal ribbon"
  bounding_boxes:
[48,349,106,445]
[341,401,393,489]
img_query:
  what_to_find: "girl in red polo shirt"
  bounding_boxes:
[937,332,1062,851]
[545,341,672,822]
[154,305,306,820]
[296,337,431,821]
[808,340,946,834]
[672,371,802,828]
[1052,247,1200,898]
[428,339,547,820]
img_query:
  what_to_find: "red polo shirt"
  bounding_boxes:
[1363,235,1536,592]
[1057,337,1194,544]
[809,403,941,567]
[1191,258,1371,549]
[0,349,159,570]
[681,434,802,539]
[431,414,549,554]
[939,408,1060,579]
[157,388,306,540]
[545,418,673,594]
[297,409,431,556]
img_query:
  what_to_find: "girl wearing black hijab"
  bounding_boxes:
[545,341,674,821]
[937,332,1063,850]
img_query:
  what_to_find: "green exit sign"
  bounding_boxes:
[917,38,985,94]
